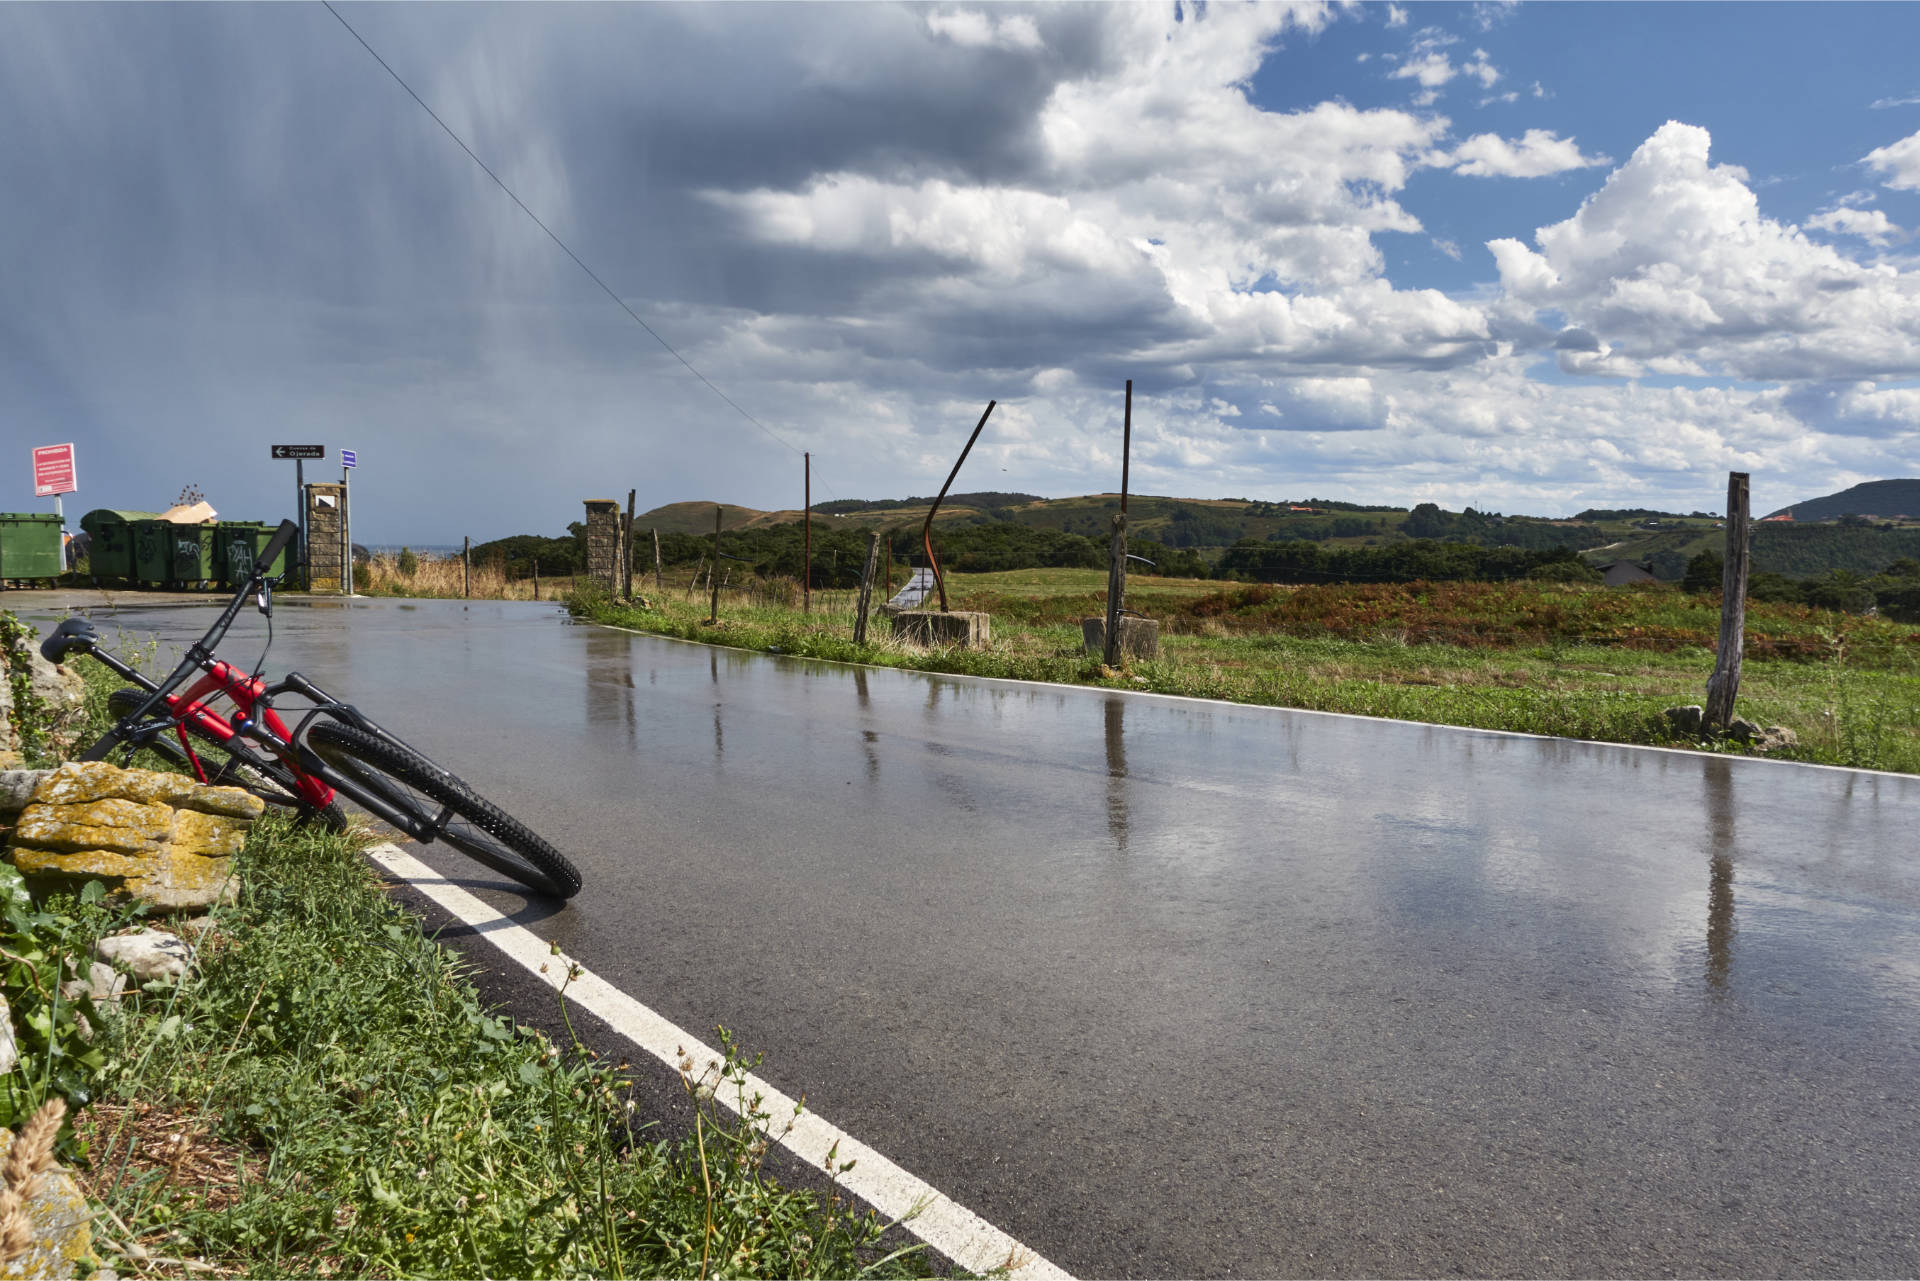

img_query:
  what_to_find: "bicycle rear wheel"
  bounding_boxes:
[304,720,581,899]
[105,689,348,830]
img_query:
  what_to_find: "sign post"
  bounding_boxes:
[272,445,324,588]
[31,443,77,528]
[341,449,357,595]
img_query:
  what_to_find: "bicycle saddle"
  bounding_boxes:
[40,617,99,664]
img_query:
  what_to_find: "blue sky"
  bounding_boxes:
[4,2,1920,541]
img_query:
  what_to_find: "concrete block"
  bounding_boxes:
[891,611,991,649]
[1082,616,1161,661]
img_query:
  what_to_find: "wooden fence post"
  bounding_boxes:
[1704,471,1751,730]
[533,559,539,601]
[709,505,722,623]
[1102,513,1128,667]
[623,489,636,601]
[853,531,881,645]
[462,536,470,599]
[652,527,662,593]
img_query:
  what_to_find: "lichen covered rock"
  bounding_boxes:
[5,763,263,911]
[0,1118,94,1280]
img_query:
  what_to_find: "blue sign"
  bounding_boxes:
[342,449,357,469]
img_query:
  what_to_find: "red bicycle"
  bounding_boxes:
[41,519,581,899]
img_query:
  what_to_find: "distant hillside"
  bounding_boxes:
[633,502,767,536]
[1767,479,1920,522]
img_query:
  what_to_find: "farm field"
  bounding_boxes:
[577,566,1920,776]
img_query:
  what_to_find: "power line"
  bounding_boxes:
[320,0,810,465]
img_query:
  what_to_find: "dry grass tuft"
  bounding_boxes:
[77,1101,254,1218]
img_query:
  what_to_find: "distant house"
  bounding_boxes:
[1760,510,1794,522]
[1598,560,1658,586]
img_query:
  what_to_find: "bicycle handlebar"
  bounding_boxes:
[260,519,298,577]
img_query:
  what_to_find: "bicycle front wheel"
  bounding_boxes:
[105,689,348,830]
[304,721,582,899]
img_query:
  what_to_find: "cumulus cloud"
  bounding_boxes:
[926,8,1043,52]
[1804,206,1903,247]
[1384,4,1409,29]
[1864,129,1920,191]
[1446,129,1610,177]
[1488,121,1920,382]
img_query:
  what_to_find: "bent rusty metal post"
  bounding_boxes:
[922,399,996,613]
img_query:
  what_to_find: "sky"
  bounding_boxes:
[5,1,1920,543]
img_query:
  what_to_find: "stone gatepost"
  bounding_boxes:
[304,482,345,594]
[583,500,623,594]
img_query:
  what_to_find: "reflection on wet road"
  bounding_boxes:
[19,594,1920,1278]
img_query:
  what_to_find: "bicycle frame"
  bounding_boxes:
[59,519,472,847]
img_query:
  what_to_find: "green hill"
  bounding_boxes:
[1767,479,1920,522]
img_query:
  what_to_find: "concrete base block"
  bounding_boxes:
[892,610,991,648]
[1082,616,1161,661]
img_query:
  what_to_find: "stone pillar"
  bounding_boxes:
[304,482,345,595]
[584,500,622,594]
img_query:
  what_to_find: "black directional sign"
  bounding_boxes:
[272,445,325,460]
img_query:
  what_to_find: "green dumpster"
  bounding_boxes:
[130,519,173,586]
[168,523,219,587]
[0,513,64,585]
[216,522,286,587]
[80,509,162,583]
[131,519,217,586]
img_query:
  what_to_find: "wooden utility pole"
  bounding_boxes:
[623,489,636,601]
[1103,380,1133,667]
[803,452,812,615]
[462,536,470,599]
[1103,514,1128,666]
[709,505,723,623]
[1705,471,1750,730]
[652,527,662,592]
[853,531,881,644]
[533,559,539,600]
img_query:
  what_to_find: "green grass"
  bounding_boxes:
[76,814,946,1279]
[577,571,1920,775]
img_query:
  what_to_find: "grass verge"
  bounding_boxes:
[573,572,1920,775]
[71,814,944,1279]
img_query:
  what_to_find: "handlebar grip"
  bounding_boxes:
[260,519,299,574]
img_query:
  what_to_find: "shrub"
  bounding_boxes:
[1682,549,1723,595]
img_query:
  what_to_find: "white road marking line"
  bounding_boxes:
[365,841,1071,1281]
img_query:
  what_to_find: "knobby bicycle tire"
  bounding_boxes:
[105,688,349,831]
[304,720,582,899]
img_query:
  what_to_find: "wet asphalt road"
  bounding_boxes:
[16,592,1920,1277]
